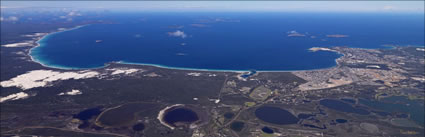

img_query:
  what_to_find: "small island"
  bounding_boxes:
[308,47,336,52]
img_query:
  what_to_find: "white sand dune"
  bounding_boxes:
[58,89,82,96]
[309,47,335,52]
[21,33,48,37]
[0,92,29,103]
[107,68,144,75]
[1,42,33,47]
[1,67,150,90]
[187,72,201,76]
[0,70,99,90]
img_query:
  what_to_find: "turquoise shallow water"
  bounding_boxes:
[30,12,424,71]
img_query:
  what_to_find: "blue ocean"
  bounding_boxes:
[30,12,425,71]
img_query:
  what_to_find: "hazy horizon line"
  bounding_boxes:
[1,1,424,13]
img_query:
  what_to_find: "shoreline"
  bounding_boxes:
[157,104,184,130]
[118,60,341,73]
[28,24,92,70]
[21,24,421,73]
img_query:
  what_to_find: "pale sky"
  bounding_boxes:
[1,1,424,13]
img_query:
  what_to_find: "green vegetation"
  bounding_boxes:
[261,132,275,137]
[244,102,256,107]
[249,86,273,101]
[96,102,158,127]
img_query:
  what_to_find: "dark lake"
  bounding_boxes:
[335,119,348,123]
[320,99,370,115]
[261,126,274,134]
[224,112,234,119]
[340,98,356,104]
[73,107,102,121]
[255,106,299,125]
[298,113,315,119]
[230,121,245,132]
[132,123,145,131]
[163,107,199,126]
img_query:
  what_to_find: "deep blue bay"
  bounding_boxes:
[31,12,424,71]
